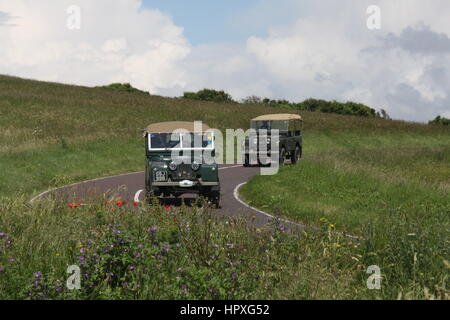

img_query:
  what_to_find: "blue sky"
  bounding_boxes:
[142,0,298,45]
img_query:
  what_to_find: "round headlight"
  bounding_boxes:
[169,162,177,171]
[191,162,200,171]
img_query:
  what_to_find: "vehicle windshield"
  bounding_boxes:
[149,133,181,149]
[251,120,289,132]
[149,132,213,150]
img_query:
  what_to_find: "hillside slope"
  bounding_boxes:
[0,74,449,197]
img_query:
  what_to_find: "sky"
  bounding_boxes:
[0,0,449,122]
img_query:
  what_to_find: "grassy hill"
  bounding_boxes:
[1,74,448,197]
[0,75,448,300]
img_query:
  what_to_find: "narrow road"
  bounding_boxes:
[31,165,297,228]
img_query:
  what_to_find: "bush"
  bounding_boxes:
[429,116,450,126]
[99,83,149,95]
[182,89,235,103]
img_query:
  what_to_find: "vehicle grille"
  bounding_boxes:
[172,164,195,181]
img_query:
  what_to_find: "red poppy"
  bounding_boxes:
[117,200,126,207]
[68,203,78,208]
[164,205,172,211]
[133,202,140,207]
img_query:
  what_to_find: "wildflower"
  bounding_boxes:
[111,228,121,235]
[0,266,5,272]
[135,252,141,258]
[320,217,326,222]
[148,226,157,236]
[129,266,136,272]
[79,256,85,265]
[0,232,5,238]
[68,203,78,208]
[164,205,172,211]
[208,288,218,296]
[176,268,184,273]
[226,243,235,248]
[329,223,335,229]
[122,282,129,287]
[231,272,238,280]
[180,285,189,295]
[133,202,140,207]
[278,224,286,232]
[34,272,42,279]
[117,200,126,207]
[8,258,15,263]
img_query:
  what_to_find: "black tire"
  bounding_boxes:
[211,191,221,209]
[279,148,286,165]
[291,145,301,164]
[243,154,250,167]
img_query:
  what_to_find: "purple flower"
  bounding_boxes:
[0,232,5,238]
[33,280,40,287]
[0,266,5,272]
[231,272,238,280]
[8,258,15,263]
[208,288,218,296]
[80,248,85,254]
[148,226,157,237]
[181,285,189,295]
[129,266,136,271]
[135,252,141,258]
[122,282,129,287]
[226,243,235,248]
[79,256,85,265]
[278,224,286,232]
[34,272,42,279]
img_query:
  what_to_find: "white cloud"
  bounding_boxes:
[1,0,449,121]
[0,0,190,93]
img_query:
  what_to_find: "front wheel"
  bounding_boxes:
[291,145,301,164]
[279,148,286,165]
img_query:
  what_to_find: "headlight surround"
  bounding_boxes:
[191,162,200,171]
[169,162,178,171]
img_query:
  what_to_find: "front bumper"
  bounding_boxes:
[152,179,219,187]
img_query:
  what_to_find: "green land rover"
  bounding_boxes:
[244,114,303,166]
[144,121,220,208]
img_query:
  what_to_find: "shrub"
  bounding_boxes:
[99,83,149,95]
[182,89,235,103]
[429,116,450,126]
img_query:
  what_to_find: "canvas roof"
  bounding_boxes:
[145,121,211,133]
[251,114,303,121]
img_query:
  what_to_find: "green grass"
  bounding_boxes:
[1,196,447,300]
[1,74,449,300]
[1,74,448,197]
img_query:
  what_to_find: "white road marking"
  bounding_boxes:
[30,165,243,204]
[134,189,144,203]
[233,182,293,223]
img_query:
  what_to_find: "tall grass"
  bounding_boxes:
[1,195,446,300]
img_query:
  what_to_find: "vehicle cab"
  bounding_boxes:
[144,121,220,207]
[244,114,303,166]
